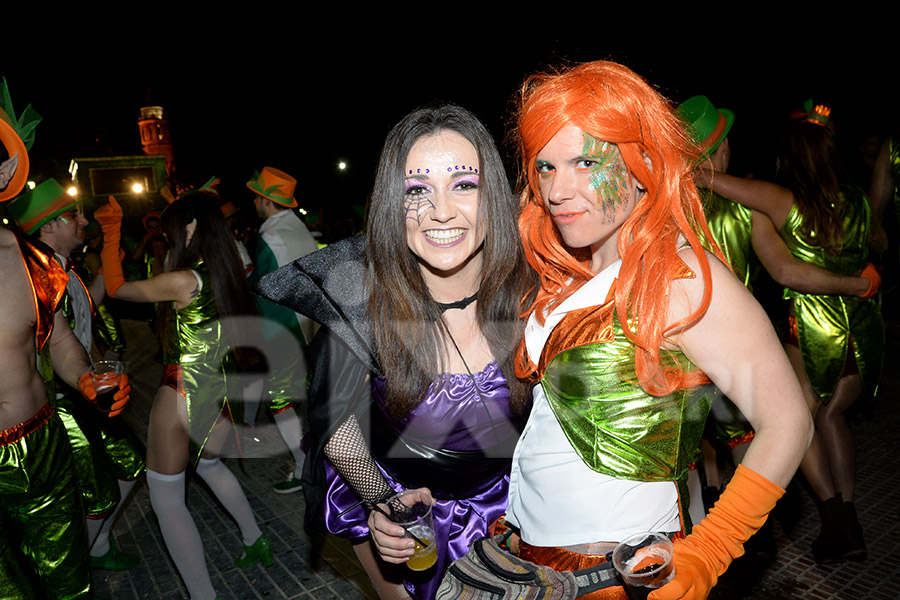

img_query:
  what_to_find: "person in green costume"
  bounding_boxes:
[8,179,146,572]
[96,192,272,600]
[509,60,813,600]
[699,101,884,563]
[677,97,873,527]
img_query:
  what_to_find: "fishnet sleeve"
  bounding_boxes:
[323,413,394,506]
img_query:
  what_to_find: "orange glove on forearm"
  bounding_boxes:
[649,465,784,600]
[859,263,881,299]
[95,196,125,297]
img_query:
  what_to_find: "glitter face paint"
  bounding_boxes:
[580,132,631,223]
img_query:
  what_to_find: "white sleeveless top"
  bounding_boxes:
[506,261,680,546]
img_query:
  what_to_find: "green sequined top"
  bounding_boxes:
[536,293,715,489]
[700,188,756,290]
[163,261,234,463]
[780,186,884,402]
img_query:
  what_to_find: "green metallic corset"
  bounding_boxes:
[538,300,714,486]
[164,261,234,462]
[700,189,756,289]
[780,187,884,402]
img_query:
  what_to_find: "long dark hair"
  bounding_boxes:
[159,193,256,348]
[776,121,846,254]
[366,104,534,418]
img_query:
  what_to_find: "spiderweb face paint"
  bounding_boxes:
[581,132,631,223]
[404,178,436,225]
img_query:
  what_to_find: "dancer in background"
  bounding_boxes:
[97,193,272,600]
[699,102,884,563]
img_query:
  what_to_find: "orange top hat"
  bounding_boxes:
[246,166,297,208]
[220,200,239,218]
[1,78,41,203]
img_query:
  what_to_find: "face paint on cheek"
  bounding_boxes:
[403,179,436,225]
[582,133,631,221]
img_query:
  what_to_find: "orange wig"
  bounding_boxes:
[515,60,722,395]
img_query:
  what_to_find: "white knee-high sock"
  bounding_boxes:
[147,469,216,600]
[273,409,305,478]
[195,458,262,546]
[90,478,138,557]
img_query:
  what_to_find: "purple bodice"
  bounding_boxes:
[322,361,516,600]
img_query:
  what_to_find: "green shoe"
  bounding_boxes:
[90,534,140,571]
[234,534,274,569]
[273,473,302,494]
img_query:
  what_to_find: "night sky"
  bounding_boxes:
[4,25,893,222]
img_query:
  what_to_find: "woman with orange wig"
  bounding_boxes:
[505,60,813,599]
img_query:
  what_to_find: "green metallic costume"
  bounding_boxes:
[781,185,884,403]
[162,261,236,465]
[536,289,716,522]
[700,188,757,290]
[1,231,90,600]
[77,248,126,355]
[697,188,755,447]
[53,260,145,518]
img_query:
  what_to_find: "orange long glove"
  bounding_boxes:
[95,196,126,297]
[649,465,784,600]
[859,263,881,299]
[78,372,132,418]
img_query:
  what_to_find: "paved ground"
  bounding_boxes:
[89,310,900,599]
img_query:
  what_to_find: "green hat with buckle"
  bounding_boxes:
[8,179,77,234]
[676,95,735,159]
[246,166,297,208]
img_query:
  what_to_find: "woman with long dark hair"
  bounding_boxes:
[700,108,884,563]
[96,192,272,600]
[257,104,534,600]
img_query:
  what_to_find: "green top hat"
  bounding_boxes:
[676,95,735,159]
[246,166,297,208]
[8,179,77,234]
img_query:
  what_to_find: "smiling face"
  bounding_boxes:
[404,130,484,281]
[535,124,641,272]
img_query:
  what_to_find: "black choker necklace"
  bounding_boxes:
[437,291,478,312]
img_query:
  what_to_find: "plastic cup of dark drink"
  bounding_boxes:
[90,361,124,414]
[612,532,675,600]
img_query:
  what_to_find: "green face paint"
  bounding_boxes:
[580,132,631,221]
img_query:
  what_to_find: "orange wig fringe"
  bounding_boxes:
[514,60,724,396]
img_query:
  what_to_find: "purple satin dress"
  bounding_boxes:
[322,361,516,600]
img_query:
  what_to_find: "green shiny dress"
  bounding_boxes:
[535,288,716,522]
[780,186,884,403]
[162,261,235,465]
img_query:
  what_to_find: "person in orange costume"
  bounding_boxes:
[506,60,813,599]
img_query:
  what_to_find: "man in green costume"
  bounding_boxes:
[9,179,146,572]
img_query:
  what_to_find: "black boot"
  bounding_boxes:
[812,494,847,563]
[840,498,867,561]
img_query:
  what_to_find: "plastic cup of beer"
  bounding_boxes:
[612,532,675,600]
[385,489,436,572]
[90,361,124,414]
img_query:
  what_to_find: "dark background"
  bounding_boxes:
[4,22,894,224]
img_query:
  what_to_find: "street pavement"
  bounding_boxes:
[90,312,900,599]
